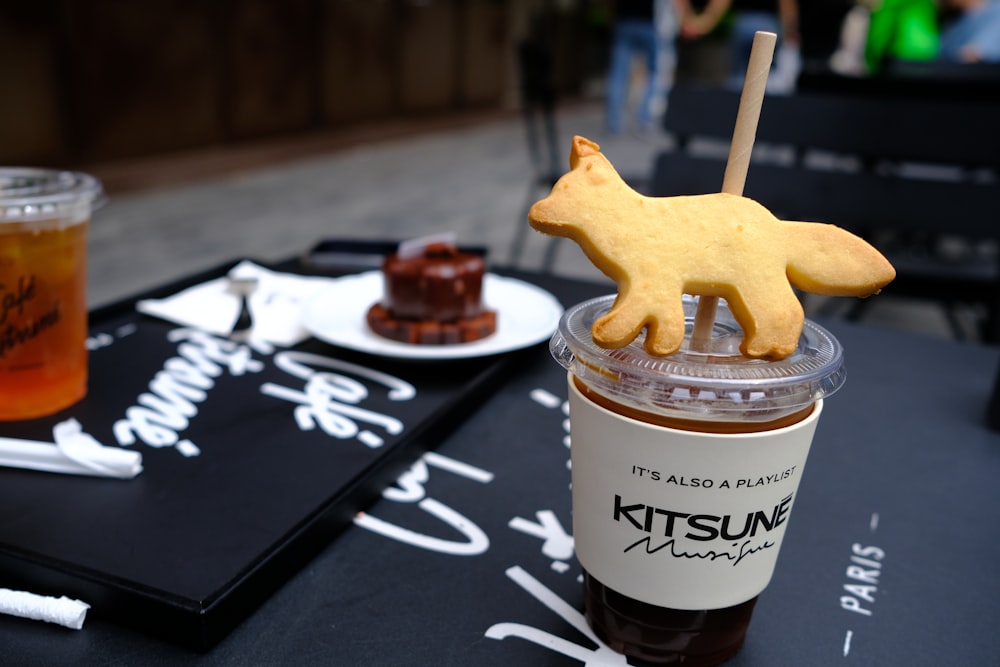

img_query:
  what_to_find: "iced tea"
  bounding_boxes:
[0,169,101,420]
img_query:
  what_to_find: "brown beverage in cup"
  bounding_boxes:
[552,294,845,665]
[0,168,103,420]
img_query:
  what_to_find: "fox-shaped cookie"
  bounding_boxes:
[529,136,895,359]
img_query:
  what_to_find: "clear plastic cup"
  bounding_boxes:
[552,294,845,665]
[0,168,103,420]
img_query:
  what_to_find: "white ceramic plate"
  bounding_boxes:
[302,271,564,360]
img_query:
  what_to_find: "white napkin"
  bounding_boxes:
[0,418,142,479]
[0,588,90,630]
[136,261,339,347]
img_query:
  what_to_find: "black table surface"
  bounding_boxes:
[5,264,1000,666]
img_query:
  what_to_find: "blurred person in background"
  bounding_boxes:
[650,0,682,123]
[605,0,666,135]
[677,0,799,91]
[863,0,940,72]
[938,0,1000,62]
[796,0,856,70]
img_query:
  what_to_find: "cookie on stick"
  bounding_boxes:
[528,38,894,360]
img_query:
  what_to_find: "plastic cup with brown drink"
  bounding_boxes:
[0,168,103,420]
[526,29,894,664]
[551,293,845,665]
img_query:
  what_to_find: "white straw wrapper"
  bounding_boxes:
[0,588,90,630]
[0,419,142,479]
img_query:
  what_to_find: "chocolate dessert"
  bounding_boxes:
[367,242,496,344]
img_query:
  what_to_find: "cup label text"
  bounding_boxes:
[568,378,821,610]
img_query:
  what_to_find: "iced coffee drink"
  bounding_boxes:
[553,294,842,664]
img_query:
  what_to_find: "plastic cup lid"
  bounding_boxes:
[551,294,846,423]
[0,168,104,223]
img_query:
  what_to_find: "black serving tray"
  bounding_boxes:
[0,258,527,650]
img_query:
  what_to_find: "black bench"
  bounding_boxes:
[651,83,1000,341]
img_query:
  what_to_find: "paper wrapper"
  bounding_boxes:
[136,260,340,347]
[0,588,90,630]
[568,378,821,610]
[0,419,142,479]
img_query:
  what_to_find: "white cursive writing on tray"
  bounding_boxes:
[111,329,416,457]
[113,329,263,455]
[261,351,415,448]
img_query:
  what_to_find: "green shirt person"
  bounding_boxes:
[864,0,940,73]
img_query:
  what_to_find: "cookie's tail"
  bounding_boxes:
[785,222,895,297]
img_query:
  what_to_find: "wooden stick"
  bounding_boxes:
[689,31,777,352]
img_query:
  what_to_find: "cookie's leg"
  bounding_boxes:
[592,295,648,349]
[643,298,687,356]
[592,290,686,356]
[735,282,804,360]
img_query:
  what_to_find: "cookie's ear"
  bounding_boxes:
[570,136,602,169]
